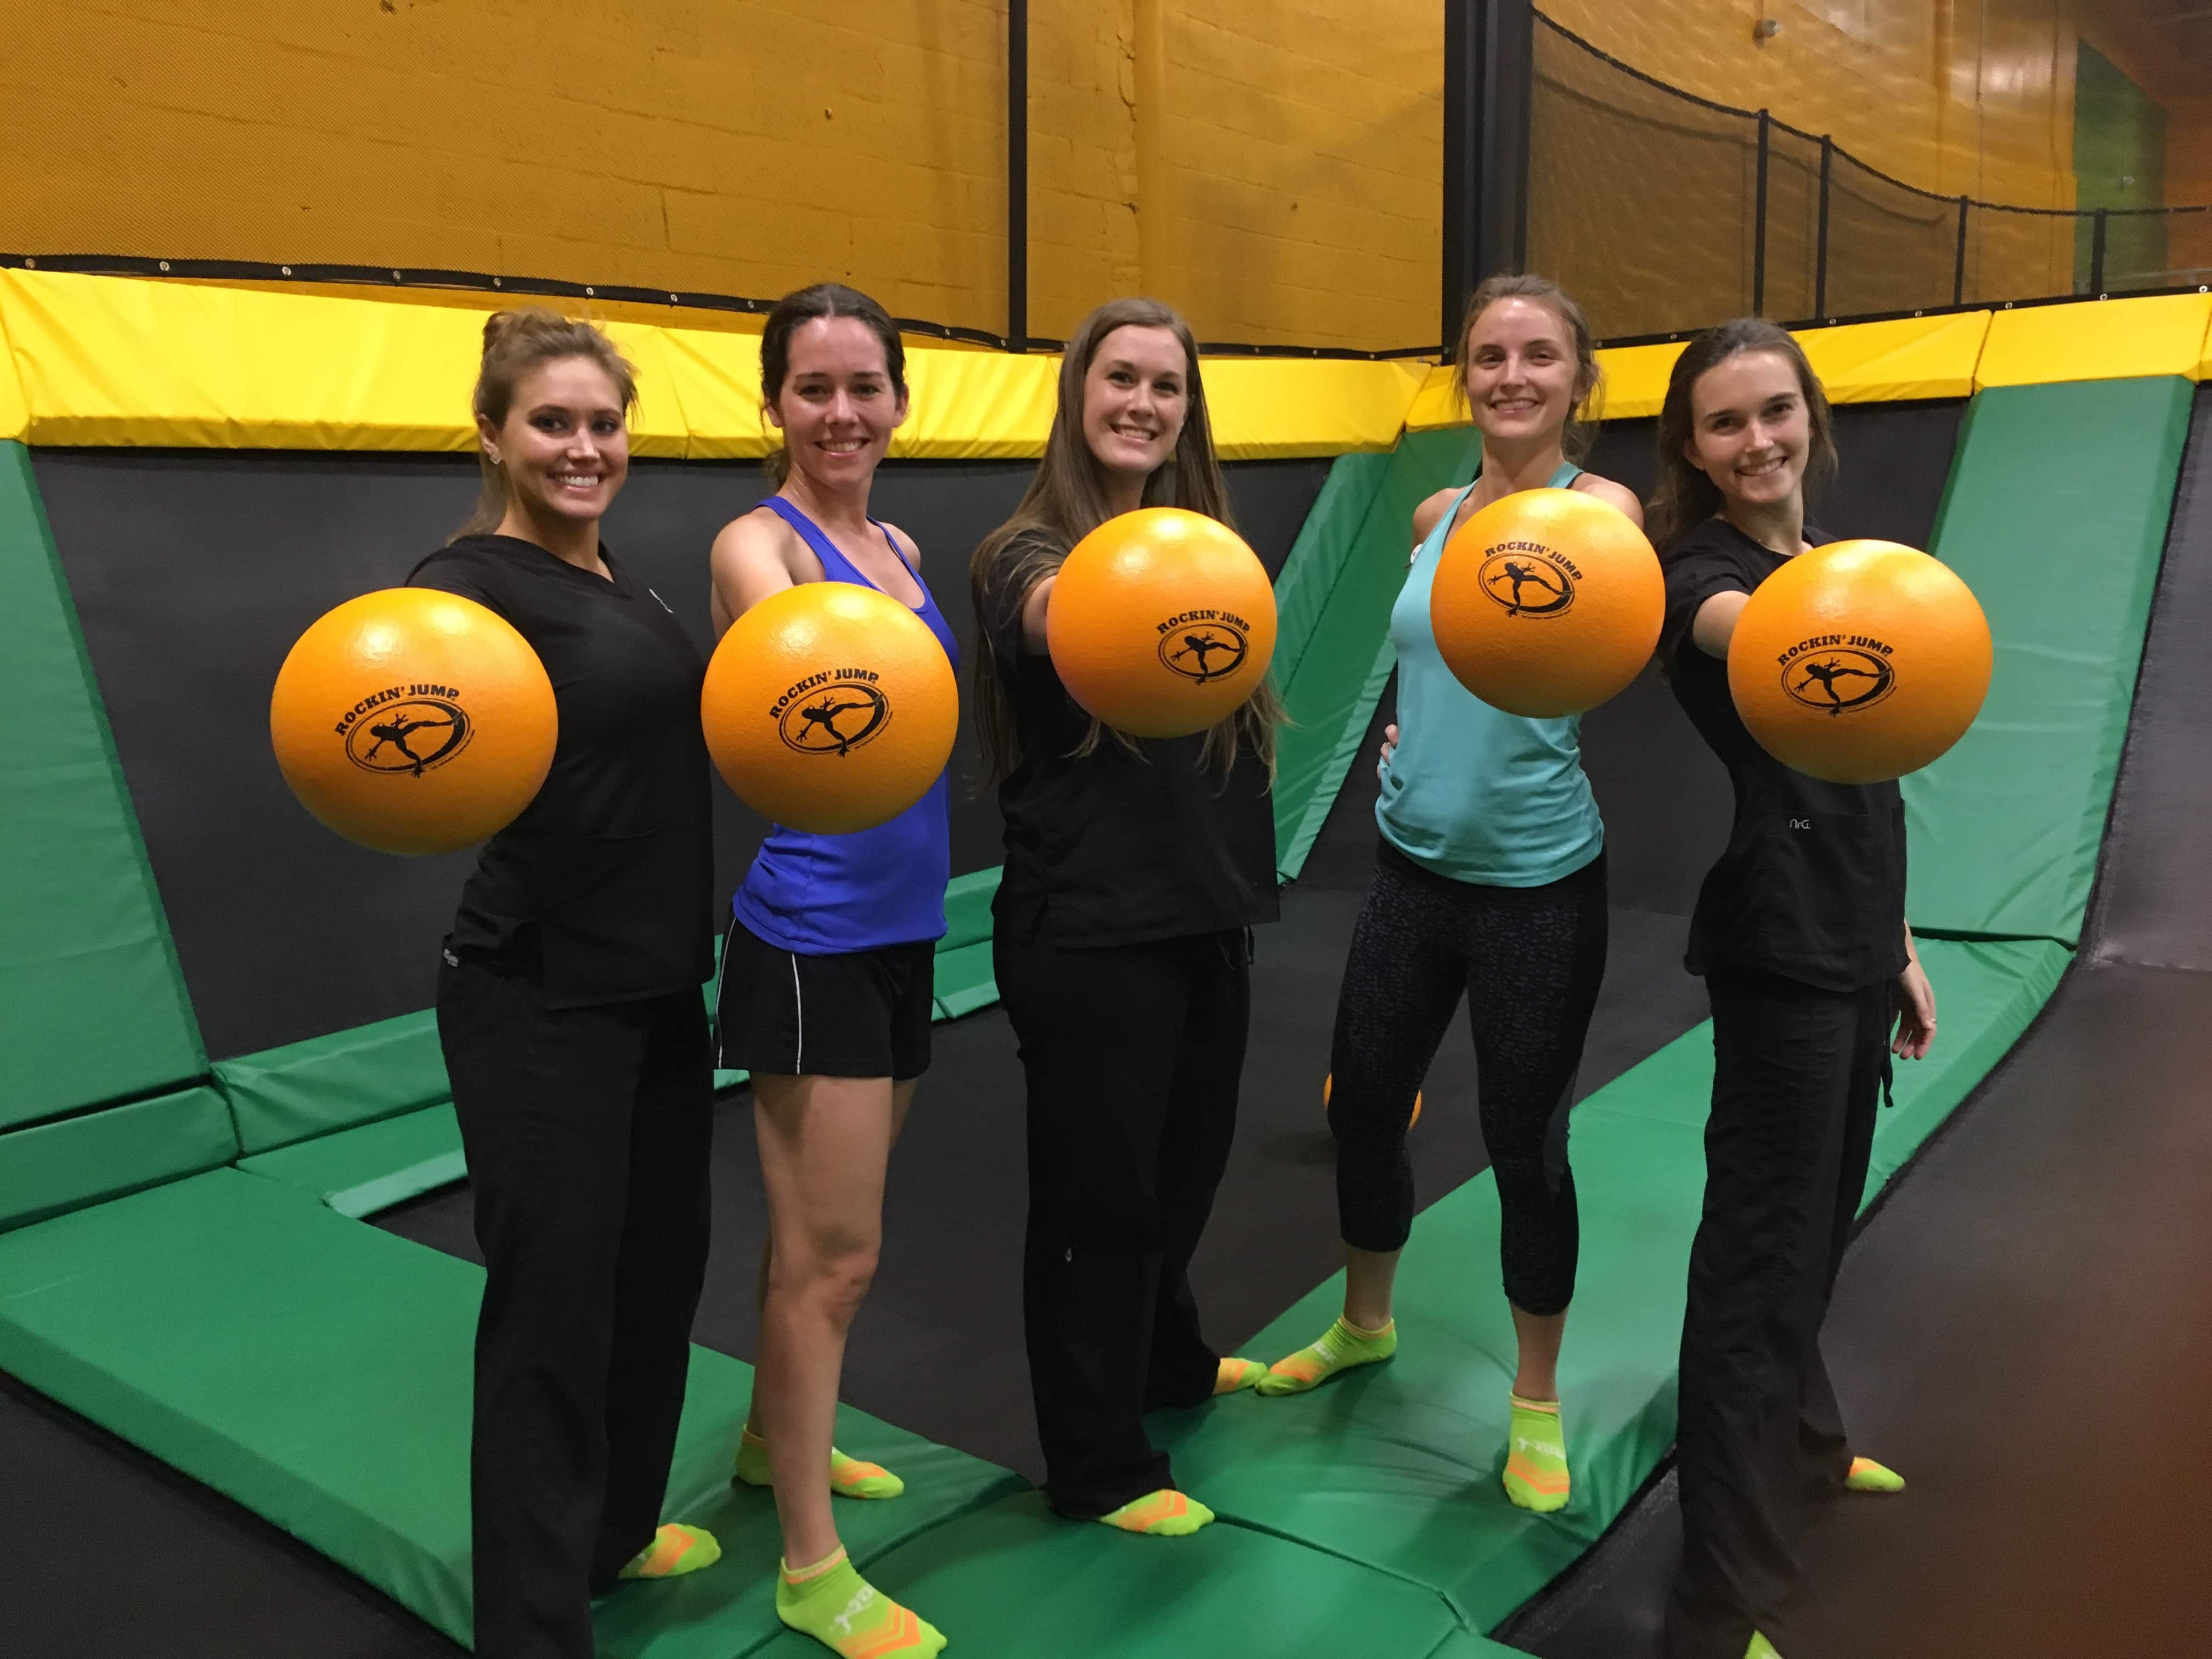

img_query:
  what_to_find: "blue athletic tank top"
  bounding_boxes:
[1375,462,1606,888]
[731,496,959,952]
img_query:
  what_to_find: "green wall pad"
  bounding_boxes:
[743,1491,1493,1659]
[0,440,202,1126]
[0,1086,237,1233]
[1904,376,2188,944]
[215,1008,448,1156]
[1150,936,2069,1633]
[236,1103,465,1218]
[0,1169,1023,1651]
[1274,428,1479,880]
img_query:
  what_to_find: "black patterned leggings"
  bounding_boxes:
[1327,840,1608,1316]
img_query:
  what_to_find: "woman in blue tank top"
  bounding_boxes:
[706,284,953,1657]
[1259,276,1643,1519]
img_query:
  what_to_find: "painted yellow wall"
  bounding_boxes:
[0,1,2198,354]
[0,0,1441,352]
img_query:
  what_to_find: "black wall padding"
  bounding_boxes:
[40,451,1329,1059]
[2087,385,2212,972]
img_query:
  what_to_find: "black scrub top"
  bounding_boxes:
[1659,517,1908,994]
[978,532,1279,951]
[409,533,714,1007]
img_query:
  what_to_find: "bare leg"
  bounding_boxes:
[1342,1245,1402,1332]
[744,1080,915,1441]
[1510,1304,1567,1401]
[750,1073,899,1568]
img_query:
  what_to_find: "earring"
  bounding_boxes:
[487,450,502,467]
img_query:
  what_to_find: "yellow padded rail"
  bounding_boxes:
[0,270,1423,460]
[0,299,26,443]
[1976,292,2212,390]
[1800,312,1989,403]
[1409,312,1993,434]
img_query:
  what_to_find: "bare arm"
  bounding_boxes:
[1410,486,1460,551]
[1574,472,1646,529]
[708,510,799,638]
[1689,590,1752,658]
[1018,575,1055,654]
[1893,923,1936,1059]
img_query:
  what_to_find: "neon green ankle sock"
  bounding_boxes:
[617,1523,720,1581]
[1097,1488,1215,1537]
[1214,1356,1268,1395]
[1745,1631,1784,1659]
[735,1427,905,1499]
[1502,1393,1571,1513]
[1846,1455,1905,1494]
[776,1548,944,1657]
[1255,1315,1396,1396]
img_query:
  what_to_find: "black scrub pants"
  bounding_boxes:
[1665,966,1888,1659]
[436,952,715,1659]
[996,926,1250,1519]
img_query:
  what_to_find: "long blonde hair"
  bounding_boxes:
[969,297,1283,780]
[454,308,638,540]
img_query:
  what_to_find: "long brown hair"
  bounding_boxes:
[1451,272,1605,461]
[970,297,1283,780]
[454,308,637,540]
[1647,319,1836,552]
[758,282,908,488]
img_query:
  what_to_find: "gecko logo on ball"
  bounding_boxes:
[1776,637,1896,716]
[773,669,892,756]
[1477,543,1578,617]
[338,690,473,776]
[1156,612,1251,684]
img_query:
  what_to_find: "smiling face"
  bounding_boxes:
[1081,324,1189,483]
[766,315,908,489]
[1463,296,1587,448]
[479,356,630,524]
[1684,348,1813,515]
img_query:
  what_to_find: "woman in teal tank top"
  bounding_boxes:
[1257,276,1645,1519]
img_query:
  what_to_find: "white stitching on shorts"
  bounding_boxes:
[790,952,805,1073]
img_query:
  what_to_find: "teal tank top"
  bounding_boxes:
[1375,463,1606,887]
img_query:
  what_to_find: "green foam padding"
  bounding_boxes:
[0,1167,1023,1652]
[1274,428,1480,881]
[1270,448,1397,693]
[940,866,1000,953]
[742,1490,1470,1659]
[931,940,998,1021]
[1154,935,2067,1633]
[215,1008,449,1156]
[0,1086,237,1233]
[236,1102,465,1218]
[1903,376,2188,945]
[0,440,203,1127]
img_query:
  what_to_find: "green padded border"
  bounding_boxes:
[1154,936,2070,1634]
[235,1103,465,1219]
[0,1086,236,1233]
[0,439,204,1127]
[1274,427,1479,881]
[0,1168,1026,1654]
[1903,376,2190,945]
[740,1490,1487,1659]
[215,1008,448,1157]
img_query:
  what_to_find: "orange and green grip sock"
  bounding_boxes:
[1097,1487,1215,1537]
[1254,1315,1396,1396]
[1214,1356,1269,1394]
[617,1523,721,1581]
[1846,1454,1905,1493]
[1502,1393,1571,1513]
[777,1547,945,1658]
[736,1427,905,1499]
[1744,1631,1784,1659]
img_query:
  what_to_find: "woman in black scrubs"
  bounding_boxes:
[969,297,1279,1537]
[1649,318,1933,1659]
[411,309,721,1658]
